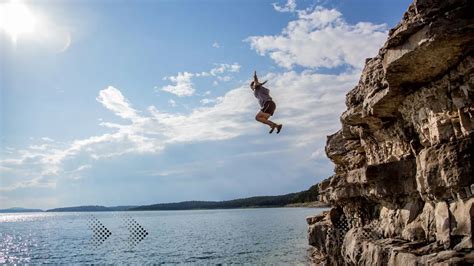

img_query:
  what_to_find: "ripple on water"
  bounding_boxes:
[0,208,325,263]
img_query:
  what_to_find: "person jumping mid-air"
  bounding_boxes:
[250,71,282,134]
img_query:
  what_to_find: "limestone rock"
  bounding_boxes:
[307,0,474,264]
[435,201,451,247]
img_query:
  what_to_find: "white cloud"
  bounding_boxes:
[209,63,241,76]
[160,63,241,96]
[263,70,359,146]
[212,42,220,48]
[200,97,223,105]
[168,99,177,107]
[0,177,56,192]
[247,6,387,69]
[65,164,92,180]
[97,86,140,120]
[273,0,297,12]
[148,86,256,143]
[72,164,92,172]
[1,86,168,190]
[144,159,226,177]
[161,72,195,97]
[200,98,215,105]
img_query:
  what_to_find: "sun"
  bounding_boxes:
[0,0,37,43]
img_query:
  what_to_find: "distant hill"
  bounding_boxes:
[46,205,136,212]
[44,185,326,212]
[0,207,43,213]
[131,184,326,211]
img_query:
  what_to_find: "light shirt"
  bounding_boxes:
[253,86,272,107]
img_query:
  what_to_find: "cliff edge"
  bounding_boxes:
[307,0,474,264]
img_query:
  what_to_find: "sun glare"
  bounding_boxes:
[0,0,37,43]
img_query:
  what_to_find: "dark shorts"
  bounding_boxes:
[261,100,276,116]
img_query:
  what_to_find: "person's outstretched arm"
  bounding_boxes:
[254,71,268,86]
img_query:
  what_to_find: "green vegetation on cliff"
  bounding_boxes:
[131,185,323,211]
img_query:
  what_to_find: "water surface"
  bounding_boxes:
[0,207,325,263]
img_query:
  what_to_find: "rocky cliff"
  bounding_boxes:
[307,0,474,264]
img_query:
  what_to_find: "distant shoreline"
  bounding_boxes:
[2,187,326,213]
[0,203,330,214]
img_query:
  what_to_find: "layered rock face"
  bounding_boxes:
[307,0,474,264]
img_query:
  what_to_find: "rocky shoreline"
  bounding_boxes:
[307,0,473,264]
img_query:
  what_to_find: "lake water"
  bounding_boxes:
[0,208,324,263]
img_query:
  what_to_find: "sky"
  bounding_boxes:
[0,0,412,209]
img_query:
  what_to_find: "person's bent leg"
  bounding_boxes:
[255,111,277,128]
